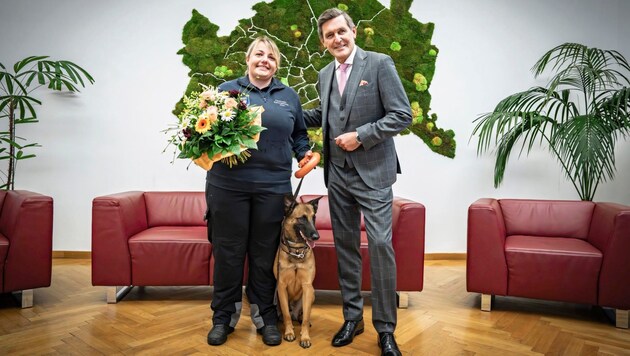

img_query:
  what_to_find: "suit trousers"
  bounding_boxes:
[328,163,397,333]
[205,182,284,329]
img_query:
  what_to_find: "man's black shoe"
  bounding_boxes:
[331,319,364,347]
[207,324,234,345]
[257,324,282,346]
[378,332,402,356]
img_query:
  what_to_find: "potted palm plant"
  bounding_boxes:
[472,43,630,201]
[0,56,94,190]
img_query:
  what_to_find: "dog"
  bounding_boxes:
[273,194,322,348]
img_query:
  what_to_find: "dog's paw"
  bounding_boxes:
[284,332,296,342]
[299,338,312,348]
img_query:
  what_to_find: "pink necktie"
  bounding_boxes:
[338,63,349,94]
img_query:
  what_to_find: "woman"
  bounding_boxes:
[205,36,311,347]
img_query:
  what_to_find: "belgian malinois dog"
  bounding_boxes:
[273,195,322,348]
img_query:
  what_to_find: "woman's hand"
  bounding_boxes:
[298,151,314,168]
[295,151,320,178]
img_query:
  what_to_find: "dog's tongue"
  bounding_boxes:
[307,240,316,249]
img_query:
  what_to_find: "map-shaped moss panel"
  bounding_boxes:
[175,0,456,159]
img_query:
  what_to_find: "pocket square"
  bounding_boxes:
[359,80,368,86]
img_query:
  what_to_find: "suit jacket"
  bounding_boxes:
[304,47,412,189]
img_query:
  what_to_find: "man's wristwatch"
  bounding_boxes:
[355,132,362,144]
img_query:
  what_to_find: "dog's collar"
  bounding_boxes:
[280,237,311,260]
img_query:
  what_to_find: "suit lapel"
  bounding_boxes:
[343,47,368,117]
[320,62,335,133]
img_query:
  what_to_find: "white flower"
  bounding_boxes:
[180,117,191,129]
[221,109,234,121]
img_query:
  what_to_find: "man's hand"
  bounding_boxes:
[335,132,361,152]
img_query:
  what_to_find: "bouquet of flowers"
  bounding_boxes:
[166,84,265,170]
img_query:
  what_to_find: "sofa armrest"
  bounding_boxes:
[589,202,630,309]
[392,197,425,291]
[466,198,508,295]
[92,191,148,286]
[0,190,53,292]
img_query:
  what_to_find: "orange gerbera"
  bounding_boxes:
[195,117,210,133]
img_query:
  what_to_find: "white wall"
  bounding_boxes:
[1,0,628,252]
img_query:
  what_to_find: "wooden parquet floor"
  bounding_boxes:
[1,259,629,355]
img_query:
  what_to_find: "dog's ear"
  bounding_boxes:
[284,194,296,214]
[308,196,324,213]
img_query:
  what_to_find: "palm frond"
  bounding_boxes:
[12,56,49,73]
[492,114,554,187]
[553,115,616,200]
[532,43,587,77]
[473,87,575,154]
[537,44,629,98]
[14,59,95,93]
[598,87,630,136]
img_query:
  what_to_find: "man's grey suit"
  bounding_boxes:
[304,47,412,333]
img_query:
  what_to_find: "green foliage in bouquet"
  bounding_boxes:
[0,56,94,190]
[175,0,456,164]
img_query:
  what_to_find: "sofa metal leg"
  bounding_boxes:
[396,292,408,309]
[12,289,34,308]
[107,286,134,304]
[616,309,629,329]
[481,294,492,312]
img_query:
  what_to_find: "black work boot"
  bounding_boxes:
[257,324,282,346]
[207,324,234,345]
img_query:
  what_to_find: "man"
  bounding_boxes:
[303,8,412,356]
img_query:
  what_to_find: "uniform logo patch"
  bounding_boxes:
[274,99,289,107]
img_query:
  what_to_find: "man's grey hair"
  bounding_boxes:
[317,8,355,40]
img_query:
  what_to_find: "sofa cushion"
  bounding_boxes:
[505,235,602,304]
[144,192,206,227]
[500,199,595,239]
[129,227,211,286]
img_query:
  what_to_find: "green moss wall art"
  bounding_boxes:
[175,0,456,160]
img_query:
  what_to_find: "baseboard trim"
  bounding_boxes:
[52,251,92,259]
[425,253,466,260]
[52,251,466,261]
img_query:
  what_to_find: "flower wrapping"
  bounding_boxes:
[166,85,266,171]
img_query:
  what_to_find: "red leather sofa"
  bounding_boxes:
[0,190,53,308]
[467,198,630,328]
[92,192,425,307]
[92,191,210,303]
